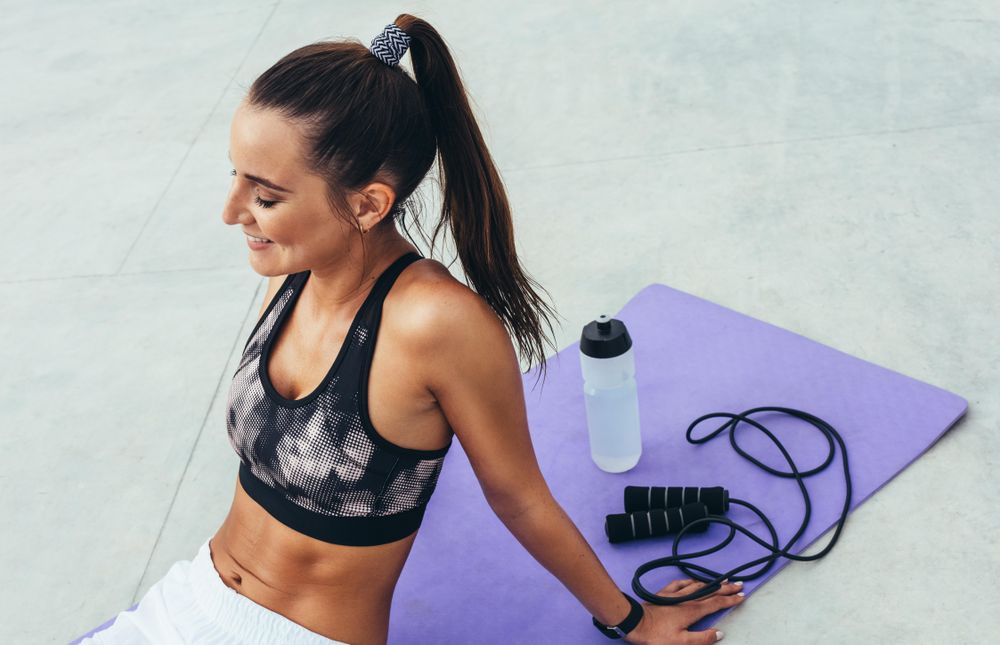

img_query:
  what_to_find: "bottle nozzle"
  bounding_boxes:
[580,314,632,358]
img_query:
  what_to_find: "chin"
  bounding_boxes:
[247,258,276,276]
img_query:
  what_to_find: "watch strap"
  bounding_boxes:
[592,591,644,639]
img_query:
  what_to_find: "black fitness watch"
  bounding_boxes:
[592,591,644,639]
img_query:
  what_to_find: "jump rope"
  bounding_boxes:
[603,405,853,604]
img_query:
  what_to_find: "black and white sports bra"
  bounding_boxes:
[225,251,453,546]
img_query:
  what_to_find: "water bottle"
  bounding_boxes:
[579,314,642,473]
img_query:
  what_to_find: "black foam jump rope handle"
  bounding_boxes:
[625,486,730,515]
[605,502,711,544]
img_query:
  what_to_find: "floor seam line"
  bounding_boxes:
[505,117,1000,173]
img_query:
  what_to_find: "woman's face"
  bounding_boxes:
[221,101,358,276]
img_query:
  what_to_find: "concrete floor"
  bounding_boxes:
[3,1,998,643]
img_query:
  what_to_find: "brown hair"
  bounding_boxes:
[244,14,561,387]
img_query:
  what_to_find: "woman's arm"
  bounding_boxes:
[409,278,743,643]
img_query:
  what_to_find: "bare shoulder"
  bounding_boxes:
[393,257,508,341]
[392,257,516,390]
[390,258,547,510]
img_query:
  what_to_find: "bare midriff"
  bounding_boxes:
[208,476,419,645]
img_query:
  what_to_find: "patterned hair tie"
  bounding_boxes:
[369,23,411,67]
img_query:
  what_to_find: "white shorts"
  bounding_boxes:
[79,536,350,644]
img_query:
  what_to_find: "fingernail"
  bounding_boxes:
[737,591,745,597]
[734,581,743,587]
[716,630,725,641]
[721,578,728,584]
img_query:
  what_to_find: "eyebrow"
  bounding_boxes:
[228,149,293,193]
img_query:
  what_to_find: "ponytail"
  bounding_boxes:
[397,14,560,386]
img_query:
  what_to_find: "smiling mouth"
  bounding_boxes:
[245,233,273,243]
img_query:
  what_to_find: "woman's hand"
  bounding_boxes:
[623,578,745,644]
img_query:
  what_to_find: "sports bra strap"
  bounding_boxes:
[365,251,423,306]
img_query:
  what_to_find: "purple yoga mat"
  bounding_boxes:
[390,282,967,643]
[72,281,967,644]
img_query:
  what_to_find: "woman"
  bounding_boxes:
[82,14,744,645]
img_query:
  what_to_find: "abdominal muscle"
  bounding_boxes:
[208,476,418,645]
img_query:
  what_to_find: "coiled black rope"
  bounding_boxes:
[632,406,853,604]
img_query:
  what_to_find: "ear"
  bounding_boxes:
[353,181,398,231]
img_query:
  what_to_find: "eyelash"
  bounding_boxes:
[254,195,277,209]
[230,168,277,209]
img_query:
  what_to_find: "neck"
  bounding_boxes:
[300,230,418,322]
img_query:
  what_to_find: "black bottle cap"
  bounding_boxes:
[580,314,632,359]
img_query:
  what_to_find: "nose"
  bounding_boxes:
[220,179,253,228]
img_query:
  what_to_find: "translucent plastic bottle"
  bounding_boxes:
[579,314,642,473]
